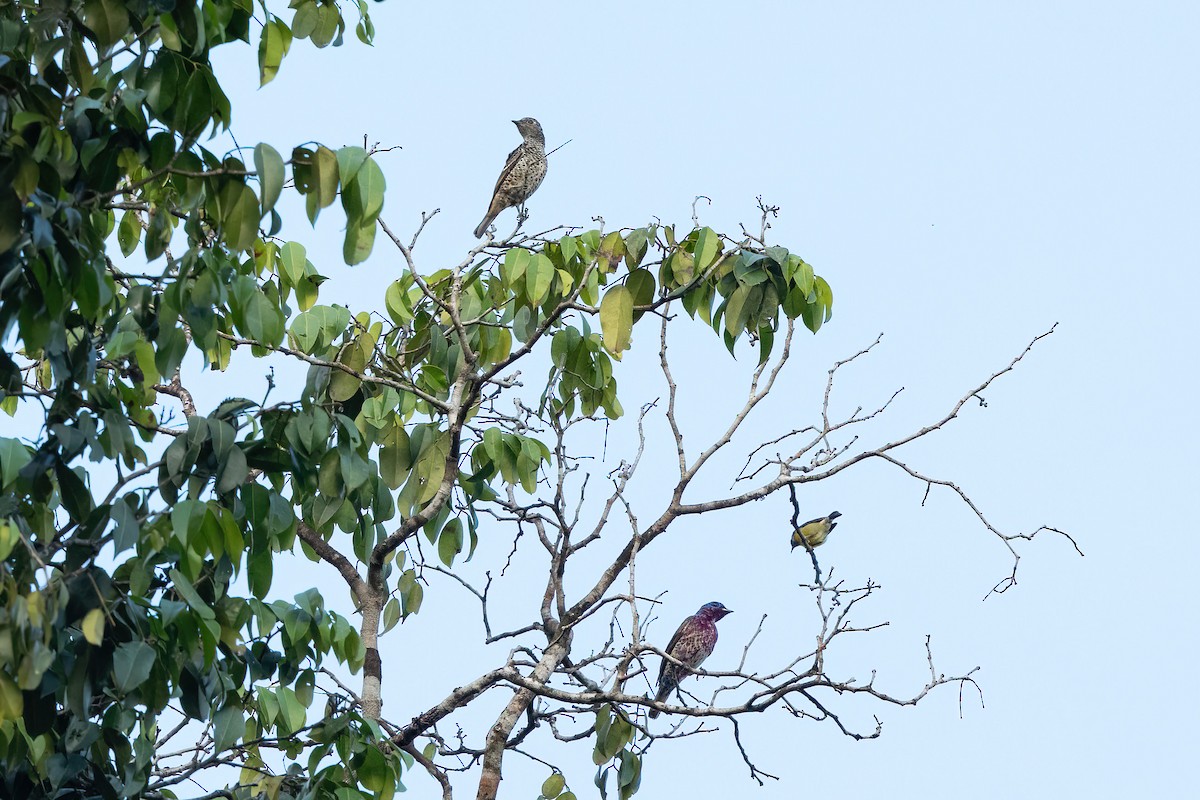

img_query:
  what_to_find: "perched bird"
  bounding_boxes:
[649,601,733,719]
[472,117,548,238]
[791,511,842,550]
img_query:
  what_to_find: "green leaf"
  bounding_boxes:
[259,18,293,86]
[221,181,260,252]
[560,234,578,263]
[213,703,246,752]
[814,275,834,320]
[169,568,216,620]
[306,145,339,223]
[55,463,93,523]
[108,498,139,554]
[292,0,319,38]
[0,438,31,487]
[342,154,385,222]
[0,673,23,721]
[117,211,141,257]
[724,283,751,338]
[215,445,249,495]
[280,241,308,288]
[617,750,641,799]
[338,447,369,492]
[400,570,423,617]
[599,286,633,356]
[693,226,720,272]
[343,217,378,266]
[526,253,555,306]
[501,248,530,288]
[290,313,320,354]
[113,641,156,692]
[624,227,649,269]
[542,773,566,799]
[355,14,375,45]
[597,231,625,273]
[335,146,368,189]
[276,686,306,734]
[438,518,463,567]
[81,608,105,645]
[248,550,273,599]
[83,0,130,49]
[254,143,285,215]
[604,713,632,759]
[11,158,37,200]
[594,706,612,751]
[382,597,401,633]
[357,746,388,792]
[379,438,412,490]
[757,324,774,367]
[625,268,655,322]
[329,338,368,402]
[788,255,814,296]
[384,279,412,325]
[243,289,284,345]
[310,3,342,48]
[550,326,581,369]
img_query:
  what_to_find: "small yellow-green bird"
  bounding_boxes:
[791,511,842,550]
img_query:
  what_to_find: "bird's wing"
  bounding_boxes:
[656,616,692,685]
[490,143,524,196]
[799,515,825,528]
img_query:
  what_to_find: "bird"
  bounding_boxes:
[791,511,842,550]
[649,601,733,719]
[473,117,548,239]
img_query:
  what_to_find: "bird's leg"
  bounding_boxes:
[516,203,530,228]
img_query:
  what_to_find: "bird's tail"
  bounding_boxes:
[474,192,510,239]
[473,211,497,240]
[648,679,673,719]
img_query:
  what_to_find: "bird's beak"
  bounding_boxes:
[511,119,520,125]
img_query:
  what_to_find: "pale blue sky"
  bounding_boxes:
[158,1,1198,796]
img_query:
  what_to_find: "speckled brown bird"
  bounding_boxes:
[649,602,733,719]
[473,117,547,239]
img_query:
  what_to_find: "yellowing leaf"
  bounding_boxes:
[258,18,293,86]
[81,608,106,645]
[599,285,633,357]
[0,672,22,720]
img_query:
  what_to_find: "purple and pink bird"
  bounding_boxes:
[649,601,733,719]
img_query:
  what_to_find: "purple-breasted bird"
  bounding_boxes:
[649,601,733,719]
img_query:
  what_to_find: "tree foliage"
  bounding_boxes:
[0,3,1073,800]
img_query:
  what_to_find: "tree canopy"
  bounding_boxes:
[0,3,1075,799]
